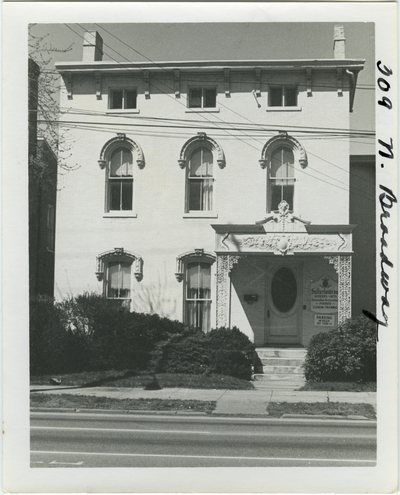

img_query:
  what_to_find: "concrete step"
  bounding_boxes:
[259,357,305,367]
[253,373,306,382]
[256,348,307,359]
[261,365,304,375]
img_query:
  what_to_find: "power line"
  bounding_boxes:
[61,24,375,202]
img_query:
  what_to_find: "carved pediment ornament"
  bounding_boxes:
[95,248,143,282]
[98,134,145,169]
[256,200,311,232]
[175,249,216,281]
[260,134,308,169]
[178,134,226,169]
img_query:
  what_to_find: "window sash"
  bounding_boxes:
[107,261,131,299]
[269,86,297,107]
[189,88,216,108]
[109,178,133,211]
[185,262,212,332]
[110,89,137,109]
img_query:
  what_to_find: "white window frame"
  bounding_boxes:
[108,88,139,113]
[104,259,132,302]
[268,146,296,212]
[106,146,134,213]
[187,87,218,111]
[184,260,213,333]
[185,145,215,214]
[267,85,300,110]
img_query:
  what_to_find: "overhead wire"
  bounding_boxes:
[61,23,375,202]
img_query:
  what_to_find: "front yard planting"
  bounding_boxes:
[267,401,376,419]
[30,393,216,414]
[30,370,254,390]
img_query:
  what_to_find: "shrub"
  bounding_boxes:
[31,292,187,375]
[157,327,254,380]
[30,295,71,375]
[303,316,377,382]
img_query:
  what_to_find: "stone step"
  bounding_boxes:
[256,348,307,359]
[254,373,306,382]
[261,365,304,375]
[259,357,305,367]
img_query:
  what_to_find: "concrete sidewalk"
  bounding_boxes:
[30,385,377,416]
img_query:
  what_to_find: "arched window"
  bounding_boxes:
[269,146,295,211]
[106,260,131,299]
[95,248,143,307]
[260,134,308,214]
[187,146,214,212]
[108,147,133,211]
[175,249,216,332]
[185,261,212,332]
[98,134,145,215]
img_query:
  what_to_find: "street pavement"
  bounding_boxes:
[30,384,377,417]
[31,410,376,467]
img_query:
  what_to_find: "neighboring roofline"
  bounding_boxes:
[37,137,58,163]
[55,58,365,74]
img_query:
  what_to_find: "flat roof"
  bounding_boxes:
[55,58,365,74]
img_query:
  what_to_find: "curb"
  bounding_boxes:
[281,413,373,420]
[30,407,377,427]
[30,407,208,416]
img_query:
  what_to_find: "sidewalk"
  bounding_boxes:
[30,384,377,416]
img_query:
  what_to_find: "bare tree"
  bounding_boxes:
[28,24,78,183]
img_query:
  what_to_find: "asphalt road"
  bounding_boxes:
[31,411,376,468]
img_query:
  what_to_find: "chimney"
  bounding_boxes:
[83,31,103,62]
[333,25,345,59]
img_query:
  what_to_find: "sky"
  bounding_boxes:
[29,22,375,154]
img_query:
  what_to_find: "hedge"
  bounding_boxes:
[303,316,377,382]
[156,327,255,380]
[30,293,185,375]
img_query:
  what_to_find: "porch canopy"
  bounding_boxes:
[211,204,355,329]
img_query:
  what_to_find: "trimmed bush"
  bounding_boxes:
[30,292,187,375]
[156,326,254,380]
[303,316,377,382]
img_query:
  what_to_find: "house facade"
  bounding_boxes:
[54,27,372,347]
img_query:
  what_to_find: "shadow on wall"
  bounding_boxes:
[131,268,178,318]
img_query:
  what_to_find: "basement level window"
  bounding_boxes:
[109,89,137,110]
[189,88,217,109]
[269,86,297,107]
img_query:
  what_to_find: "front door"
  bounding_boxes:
[265,262,302,345]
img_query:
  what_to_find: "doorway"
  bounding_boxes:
[265,262,302,345]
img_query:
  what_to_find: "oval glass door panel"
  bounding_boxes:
[271,267,297,313]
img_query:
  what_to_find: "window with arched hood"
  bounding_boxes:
[185,261,212,332]
[108,147,133,211]
[269,146,295,211]
[187,146,214,212]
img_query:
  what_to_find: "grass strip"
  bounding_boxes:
[299,381,376,392]
[30,371,253,390]
[31,393,216,414]
[267,401,376,419]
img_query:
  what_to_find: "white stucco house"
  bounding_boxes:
[53,25,375,369]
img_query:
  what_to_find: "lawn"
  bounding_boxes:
[267,401,376,419]
[30,393,216,414]
[30,370,254,390]
[299,381,376,392]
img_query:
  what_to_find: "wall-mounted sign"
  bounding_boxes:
[314,314,335,327]
[311,276,338,314]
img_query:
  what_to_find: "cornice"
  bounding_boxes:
[55,59,365,75]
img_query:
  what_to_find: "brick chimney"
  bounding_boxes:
[83,31,103,62]
[333,25,345,59]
